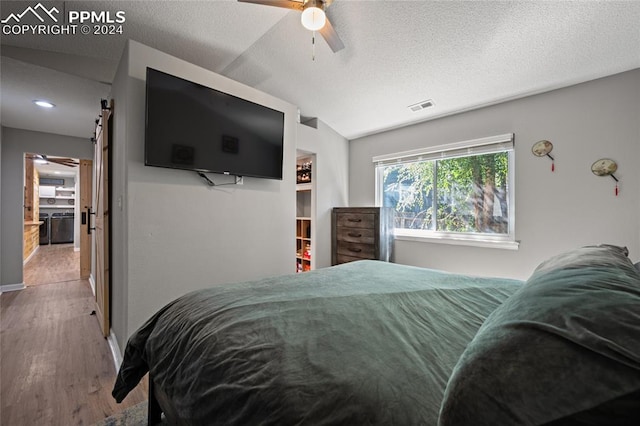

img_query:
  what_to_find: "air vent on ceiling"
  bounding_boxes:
[408,99,434,112]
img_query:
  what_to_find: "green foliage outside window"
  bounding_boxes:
[382,152,509,234]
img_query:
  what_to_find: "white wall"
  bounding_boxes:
[0,127,93,287]
[349,70,640,280]
[297,120,349,268]
[111,41,299,347]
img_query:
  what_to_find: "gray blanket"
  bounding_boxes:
[113,260,521,425]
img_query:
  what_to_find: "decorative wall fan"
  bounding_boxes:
[238,0,345,52]
[26,153,79,167]
[591,158,619,196]
[531,140,555,172]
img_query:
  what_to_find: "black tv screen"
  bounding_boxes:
[145,68,285,180]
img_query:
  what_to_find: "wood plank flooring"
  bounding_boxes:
[24,244,80,286]
[1,247,148,425]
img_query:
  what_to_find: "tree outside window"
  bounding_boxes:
[379,150,511,237]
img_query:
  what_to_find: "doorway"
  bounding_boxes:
[22,153,91,286]
[296,151,316,273]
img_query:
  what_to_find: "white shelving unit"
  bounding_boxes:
[296,154,315,273]
[39,185,75,209]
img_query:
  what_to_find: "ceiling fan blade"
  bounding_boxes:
[50,158,79,167]
[237,0,303,11]
[319,17,344,52]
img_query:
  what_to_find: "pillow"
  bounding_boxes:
[635,261,640,273]
[438,245,640,426]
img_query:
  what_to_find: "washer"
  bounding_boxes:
[50,212,74,244]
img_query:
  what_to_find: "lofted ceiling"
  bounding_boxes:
[1,0,639,141]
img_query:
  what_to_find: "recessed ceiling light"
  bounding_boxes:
[33,100,56,108]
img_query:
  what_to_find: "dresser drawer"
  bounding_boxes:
[335,213,375,229]
[336,241,375,259]
[335,227,375,244]
[332,207,394,266]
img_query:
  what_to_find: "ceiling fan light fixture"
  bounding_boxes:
[33,100,56,108]
[301,1,326,31]
[34,155,48,165]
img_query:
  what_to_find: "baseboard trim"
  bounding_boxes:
[23,246,39,265]
[0,283,26,293]
[108,329,123,373]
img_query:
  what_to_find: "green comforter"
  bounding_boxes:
[113,260,521,425]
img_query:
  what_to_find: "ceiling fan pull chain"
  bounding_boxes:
[312,31,316,61]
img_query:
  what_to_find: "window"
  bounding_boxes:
[374,134,517,249]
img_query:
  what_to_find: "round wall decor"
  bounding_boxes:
[590,158,617,176]
[532,140,555,172]
[591,158,619,196]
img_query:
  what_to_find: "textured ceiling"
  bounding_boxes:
[2,56,111,137]
[1,0,639,140]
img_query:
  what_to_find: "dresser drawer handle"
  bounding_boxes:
[348,247,362,253]
[347,232,362,238]
[347,218,362,222]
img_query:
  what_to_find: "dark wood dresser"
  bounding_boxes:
[331,207,394,265]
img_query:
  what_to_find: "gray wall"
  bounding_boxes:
[0,131,3,285]
[111,41,299,347]
[349,70,640,280]
[0,127,93,286]
[297,120,349,268]
[110,43,130,353]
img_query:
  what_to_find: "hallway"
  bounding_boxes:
[1,246,147,425]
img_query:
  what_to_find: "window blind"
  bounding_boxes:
[372,133,514,167]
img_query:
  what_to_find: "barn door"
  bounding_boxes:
[93,100,112,337]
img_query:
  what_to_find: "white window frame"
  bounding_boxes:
[374,133,518,250]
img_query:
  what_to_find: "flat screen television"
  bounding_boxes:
[145,67,285,180]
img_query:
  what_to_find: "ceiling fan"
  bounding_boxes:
[238,0,345,52]
[26,154,79,168]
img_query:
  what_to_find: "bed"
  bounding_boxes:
[113,245,640,425]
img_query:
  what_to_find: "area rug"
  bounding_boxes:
[92,402,166,426]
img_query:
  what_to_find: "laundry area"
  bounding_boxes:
[38,184,75,246]
[38,183,76,245]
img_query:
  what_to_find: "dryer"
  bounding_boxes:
[39,213,50,245]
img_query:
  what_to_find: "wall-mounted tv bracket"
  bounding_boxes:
[196,171,243,187]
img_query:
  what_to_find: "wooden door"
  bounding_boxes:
[24,156,35,222]
[79,159,92,279]
[93,101,112,337]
